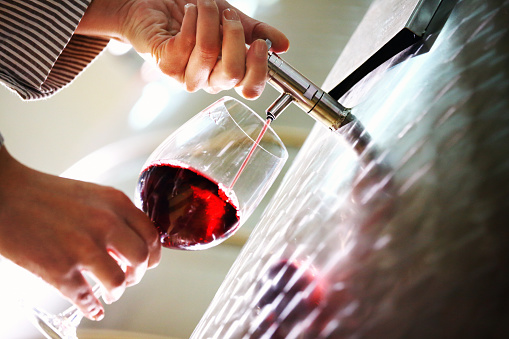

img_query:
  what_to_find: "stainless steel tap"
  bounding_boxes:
[265,40,352,131]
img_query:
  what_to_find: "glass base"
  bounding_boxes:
[30,306,78,339]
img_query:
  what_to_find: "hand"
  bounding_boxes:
[0,147,161,320]
[77,0,290,99]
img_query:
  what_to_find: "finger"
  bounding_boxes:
[207,8,246,93]
[176,0,194,10]
[212,3,290,53]
[58,271,105,321]
[107,195,161,280]
[83,250,127,305]
[105,229,149,287]
[121,206,162,273]
[158,3,198,82]
[235,39,268,99]
[185,0,221,92]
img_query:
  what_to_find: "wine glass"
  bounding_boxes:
[135,96,288,250]
[25,284,102,339]
[28,96,287,338]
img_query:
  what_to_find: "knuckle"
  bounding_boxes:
[102,186,130,205]
[133,243,150,265]
[54,269,89,301]
[183,34,196,49]
[227,25,245,39]
[148,225,160,244]
[185,82,199,93]
[76,287,95,304]
[78,236,102,255]
[109,269,127,289]
[198,45,220,64]
[224,66,245,84]
[185,68,209,92]
[53,269,77,291]
[200,0,219,13]
[205,86,222,95]
[89,209,119,232]
[148,250,161,269]
[149,234,161,254]
[158,63,179,79]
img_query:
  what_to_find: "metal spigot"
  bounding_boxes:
[265,40,351,131]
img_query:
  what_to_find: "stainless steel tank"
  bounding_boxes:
[192,0,509,337]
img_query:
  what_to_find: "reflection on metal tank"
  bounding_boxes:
[192,0,509,338]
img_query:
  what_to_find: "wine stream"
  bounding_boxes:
[230,118,272,189]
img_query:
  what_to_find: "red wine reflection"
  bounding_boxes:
[252,259,327,338]
[138,163,240,250]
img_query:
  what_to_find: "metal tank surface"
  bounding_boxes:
[192,0,509,338]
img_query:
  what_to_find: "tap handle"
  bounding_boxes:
[265,40,350,130]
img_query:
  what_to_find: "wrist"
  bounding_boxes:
[76,0,128,39]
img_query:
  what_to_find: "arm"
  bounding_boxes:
[0,0,109,100]
[76,0,290,99]
[0,0,289,100]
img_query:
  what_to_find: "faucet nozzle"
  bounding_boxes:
[265,41,350,131]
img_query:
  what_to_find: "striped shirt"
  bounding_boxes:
[0,0,109,100]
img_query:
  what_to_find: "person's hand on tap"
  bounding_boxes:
[77,0,290,99]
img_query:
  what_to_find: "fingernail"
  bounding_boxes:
[90,306,105,321]
[184,3,195,12]
[254,39,268,57]
[223,8,240,21]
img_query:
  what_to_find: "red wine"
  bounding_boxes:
[253,259,327,338]
[138,163,240,250]
[230,118,272,188]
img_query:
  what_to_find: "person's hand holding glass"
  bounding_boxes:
[26,96,287,339]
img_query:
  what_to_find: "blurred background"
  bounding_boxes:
[0,0,373,338]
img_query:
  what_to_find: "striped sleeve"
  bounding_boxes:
[0,0,110,100]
